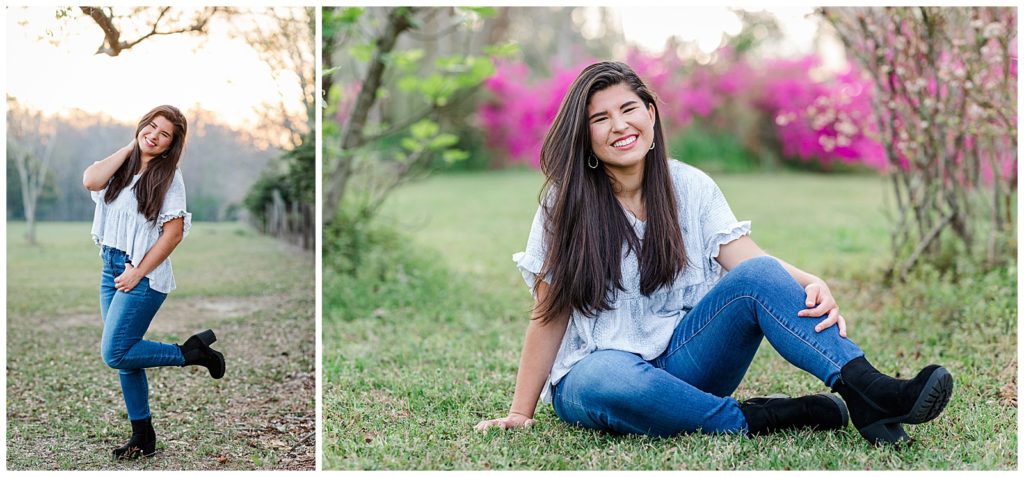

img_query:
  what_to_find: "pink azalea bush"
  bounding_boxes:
[477,46,890,172]
[753,56,887,170]
[477,61,590,168]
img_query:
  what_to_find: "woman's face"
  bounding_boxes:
[137,115,175,158]
[587,82,656,171]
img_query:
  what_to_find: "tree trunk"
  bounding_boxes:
[323,6,418,224]
[12,125,58,245]
[19,156,37,245]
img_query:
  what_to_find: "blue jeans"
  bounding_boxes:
[99,246,185,420]
[552,256,865,437]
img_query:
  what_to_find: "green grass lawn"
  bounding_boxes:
[7,222,315,470]
[323,168,1017,470]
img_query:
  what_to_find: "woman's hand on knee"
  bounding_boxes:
[474,412,535,431]
[798,281,847,337]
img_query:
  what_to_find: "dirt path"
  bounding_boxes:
[36,295,282,333]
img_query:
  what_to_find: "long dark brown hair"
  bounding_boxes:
[536,61,687,322]
[104,105,188,222]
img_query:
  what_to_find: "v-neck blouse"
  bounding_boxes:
[90,169,192,294]
[512,159,751,404]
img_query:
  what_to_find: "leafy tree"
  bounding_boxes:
[323,7,508,227]
[244,129,314,249]
[236,7,316,248]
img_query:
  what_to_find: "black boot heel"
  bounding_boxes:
[178,329,226,379]
[858,421,910,445]
[832,357,954,446]
[195,329,217,346]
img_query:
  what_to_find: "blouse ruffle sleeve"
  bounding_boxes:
[696,169,751,278]
[512,201,550,298]
[509,190,557,294]
[157,169,192,239]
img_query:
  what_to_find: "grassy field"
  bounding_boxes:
[323,168,1017,470]
[7,222,315,470]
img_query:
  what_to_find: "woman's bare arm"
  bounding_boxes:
[83,140,135,191]
[475,280,570,430]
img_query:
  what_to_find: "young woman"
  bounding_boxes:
[475,62,953,444]
[83,105,226,459]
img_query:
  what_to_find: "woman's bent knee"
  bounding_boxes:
[730,255,782,277]
[726,256,797,291]
[101,341,131,369]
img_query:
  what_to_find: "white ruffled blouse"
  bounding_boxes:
[90,169,192,294]
[513,159,751,404]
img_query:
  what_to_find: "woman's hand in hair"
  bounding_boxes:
[474,412,536,431]
[83,141,136,191]
[114,263,143,293]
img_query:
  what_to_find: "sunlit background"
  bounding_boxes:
[7,6,314,240]
[7,7,304,144]
[595,6,841,67]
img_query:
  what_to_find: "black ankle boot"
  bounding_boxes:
[739,393,849,436]
[830,356,953,445]
[177,329,225,379]
[112,416,157,460]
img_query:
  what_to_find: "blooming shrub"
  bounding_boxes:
[754,56,886,170]
[478,47,889,171]
[822,6,1016,277]
[477,61,589,168]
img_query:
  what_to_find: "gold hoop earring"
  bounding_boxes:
[588,154,599,169]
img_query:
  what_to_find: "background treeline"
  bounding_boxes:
[7,99,276,223]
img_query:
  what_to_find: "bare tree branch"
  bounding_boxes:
[80,6,220,56]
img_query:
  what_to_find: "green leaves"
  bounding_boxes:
[418,74,456,106]
[429,133,459,150]
[349,42,376,62]
[324,7,365,42]
[397,120,468,165]
[458,7,497,17]
[400,137,422,154]
[395,56,496,106]
[482,42,520,58]
[409,119,440,140]
[338,7,365,25]
[365,49,498,107]
[388,49,425,73]
[441,149,469,164]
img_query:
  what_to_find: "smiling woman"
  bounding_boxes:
[475,61,954,446]
[83,105,225,460]
[7,6,315,470]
